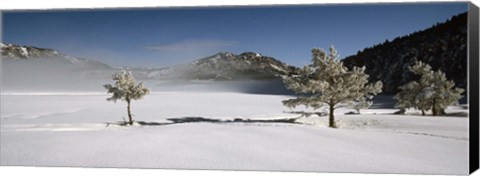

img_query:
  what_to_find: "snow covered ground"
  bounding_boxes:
[0,92,469,175]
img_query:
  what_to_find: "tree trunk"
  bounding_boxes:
[421,110,425,116]
[127,100,133,125]
[432,98,437,116]
[440,109,446,116]
[329,104,336,128]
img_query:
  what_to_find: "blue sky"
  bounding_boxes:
[2,2,468,67]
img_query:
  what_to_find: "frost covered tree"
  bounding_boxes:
[394,61,464,116]
[349,100,373,114]
[104,70,149,125]
[282,46,383,128]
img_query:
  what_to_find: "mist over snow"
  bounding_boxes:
[1,57,114,92]
[1,44,295,94]
[1,58,291,94]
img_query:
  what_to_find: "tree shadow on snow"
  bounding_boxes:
[443,112,469,118]
[283,111,328,117]
[104,121,171,127]
[105,116,301,127]
[167,117,300,124]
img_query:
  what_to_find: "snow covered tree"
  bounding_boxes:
[349,99,373,114]
[282,46,383,128]
[104,70,149,125]
[394,61,464,116]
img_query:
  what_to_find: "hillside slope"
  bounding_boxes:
[131,52,298,81]
[1,43,112,70]
[343,12,467,94]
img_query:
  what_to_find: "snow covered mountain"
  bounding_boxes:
[1,42,60,58]
[1,42,297,81]
[1,42,112,70]
[180,51,297,80]
[131,52,299,81]
[1,43,115,91]
[1,42,297,93]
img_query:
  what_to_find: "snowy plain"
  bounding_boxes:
[0,91,469,175]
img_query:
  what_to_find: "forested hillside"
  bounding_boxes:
[343,12,467,94]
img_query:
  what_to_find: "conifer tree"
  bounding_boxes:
[394,61,464,116]
[104,70,150,125]
[282,46,383,128]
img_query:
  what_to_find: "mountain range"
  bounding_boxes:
[1,12,468,94]
[0,42,298,93]
[1,42,297,81]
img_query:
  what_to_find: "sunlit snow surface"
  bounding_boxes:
[0,92,469,175]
